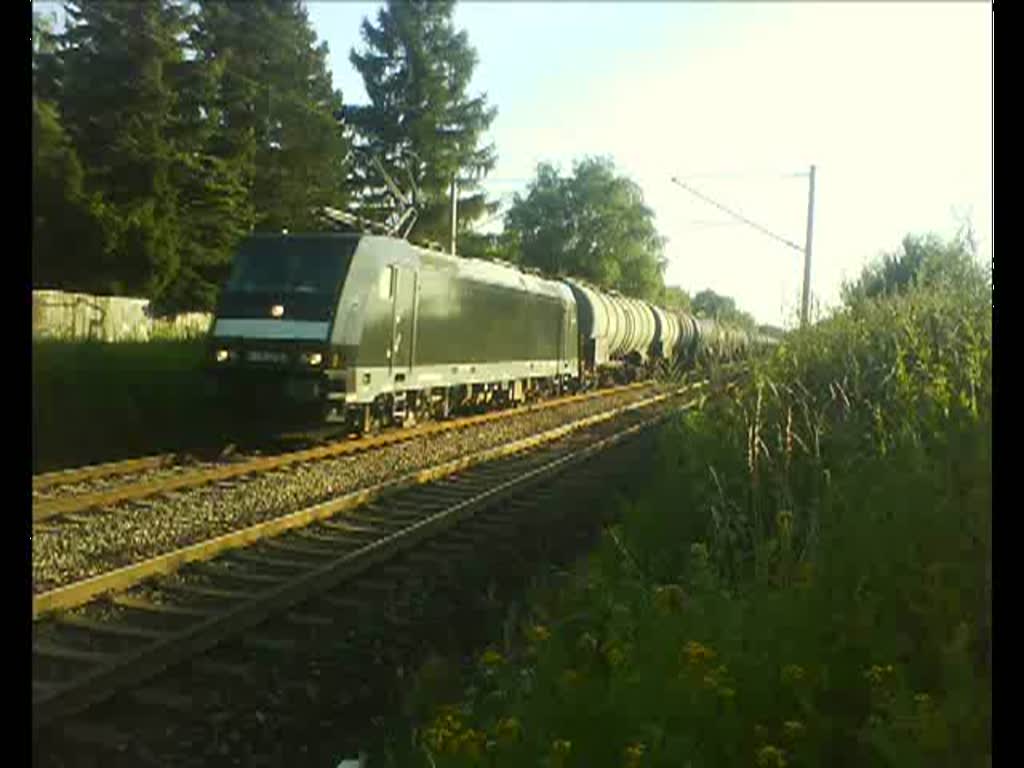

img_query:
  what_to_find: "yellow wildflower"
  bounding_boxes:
[682,640,717,666]
[914,693,933,710]
[653,584,687,613]
[783,721,805,740]
[780,664,806,685]
[864,664,896,687]
[756,745,787,768]
[480,648,504,668]
[456,728,486,759]
[552,739,573,755]
[560,669,581,688]
[602,639,630,669]
[494,716,521,744]
[623,742,646,768]
[526,624,551,643]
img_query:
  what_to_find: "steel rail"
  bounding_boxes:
[32,383,694,618]
[33,454,179,492]
[32,390,696,730]
[33,380,661,521]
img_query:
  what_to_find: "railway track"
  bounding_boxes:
[32,384,699,746]
[32,380,660,521]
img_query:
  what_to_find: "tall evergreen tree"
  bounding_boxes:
[159,0,256,310]
[57,0,187,298]
[32,97,113,293]
[33,8,112,292]
[348,0,497,247]
[194,0,350,235]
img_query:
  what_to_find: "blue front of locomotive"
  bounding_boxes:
[205,234,360,421]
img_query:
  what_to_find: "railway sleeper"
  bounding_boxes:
[364,501,445,520]
[54,616,170,643]
[316,519,385,537]
[292,527,375,549]
[190,658,252,681]
[109,594,219,619]
[224,549,317,573]
[345,511,423,529]
[318,594,372,614]
[186,563,283,588]
[284,611,338,628]
[46,622,167,651]
[155,581,255,603]
[242,632,300,654]
[56,722,136,751]
[259,537,342,558]
[33,642,116,666]
[443,517,519,538]
[128,686,198,715]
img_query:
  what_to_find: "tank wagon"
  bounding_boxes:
[564,278,709,384]
[207,233,579,431]
[206,232,762,429]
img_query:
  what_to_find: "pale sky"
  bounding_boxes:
[36,1,992,327]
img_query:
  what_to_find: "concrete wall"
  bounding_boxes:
[32,290,212,342]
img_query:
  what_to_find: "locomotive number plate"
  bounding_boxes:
[246,350,289,364]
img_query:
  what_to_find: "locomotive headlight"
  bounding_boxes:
[304,352,323,366]
[215,348,230,363]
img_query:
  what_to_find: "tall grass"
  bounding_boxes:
[395,278,991,767]
[32,339,222,470]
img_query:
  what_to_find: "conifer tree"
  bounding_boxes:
[33,9,112,292]
[57,0,187,298]
[194,0,350,235]
[32,98,112,293]
[160,0,256,310]
[348,0,497,247]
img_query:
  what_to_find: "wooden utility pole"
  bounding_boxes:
[450,176,458,256]
[800,165,816,327]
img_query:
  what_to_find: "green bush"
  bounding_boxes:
[32,339,220,470]
[400,253,991,768]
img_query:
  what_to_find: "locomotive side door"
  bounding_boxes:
[389,265,417,383]
[555,300,565,390]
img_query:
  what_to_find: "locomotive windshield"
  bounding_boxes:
[226,236,359,295]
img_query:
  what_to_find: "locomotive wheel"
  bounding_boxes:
[351,404,373,436]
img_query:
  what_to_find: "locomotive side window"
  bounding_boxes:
[379,266,396,300]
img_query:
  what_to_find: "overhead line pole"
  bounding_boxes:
[800,165,816,327]
[670,167,817,327]
[450,175,458,256]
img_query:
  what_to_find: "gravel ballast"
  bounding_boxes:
[33,385,673,593]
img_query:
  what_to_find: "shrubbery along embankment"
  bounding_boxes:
[397,236,991,768]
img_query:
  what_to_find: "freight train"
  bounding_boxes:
[205,232,761,431]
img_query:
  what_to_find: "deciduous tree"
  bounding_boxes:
[505,157,666,302]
